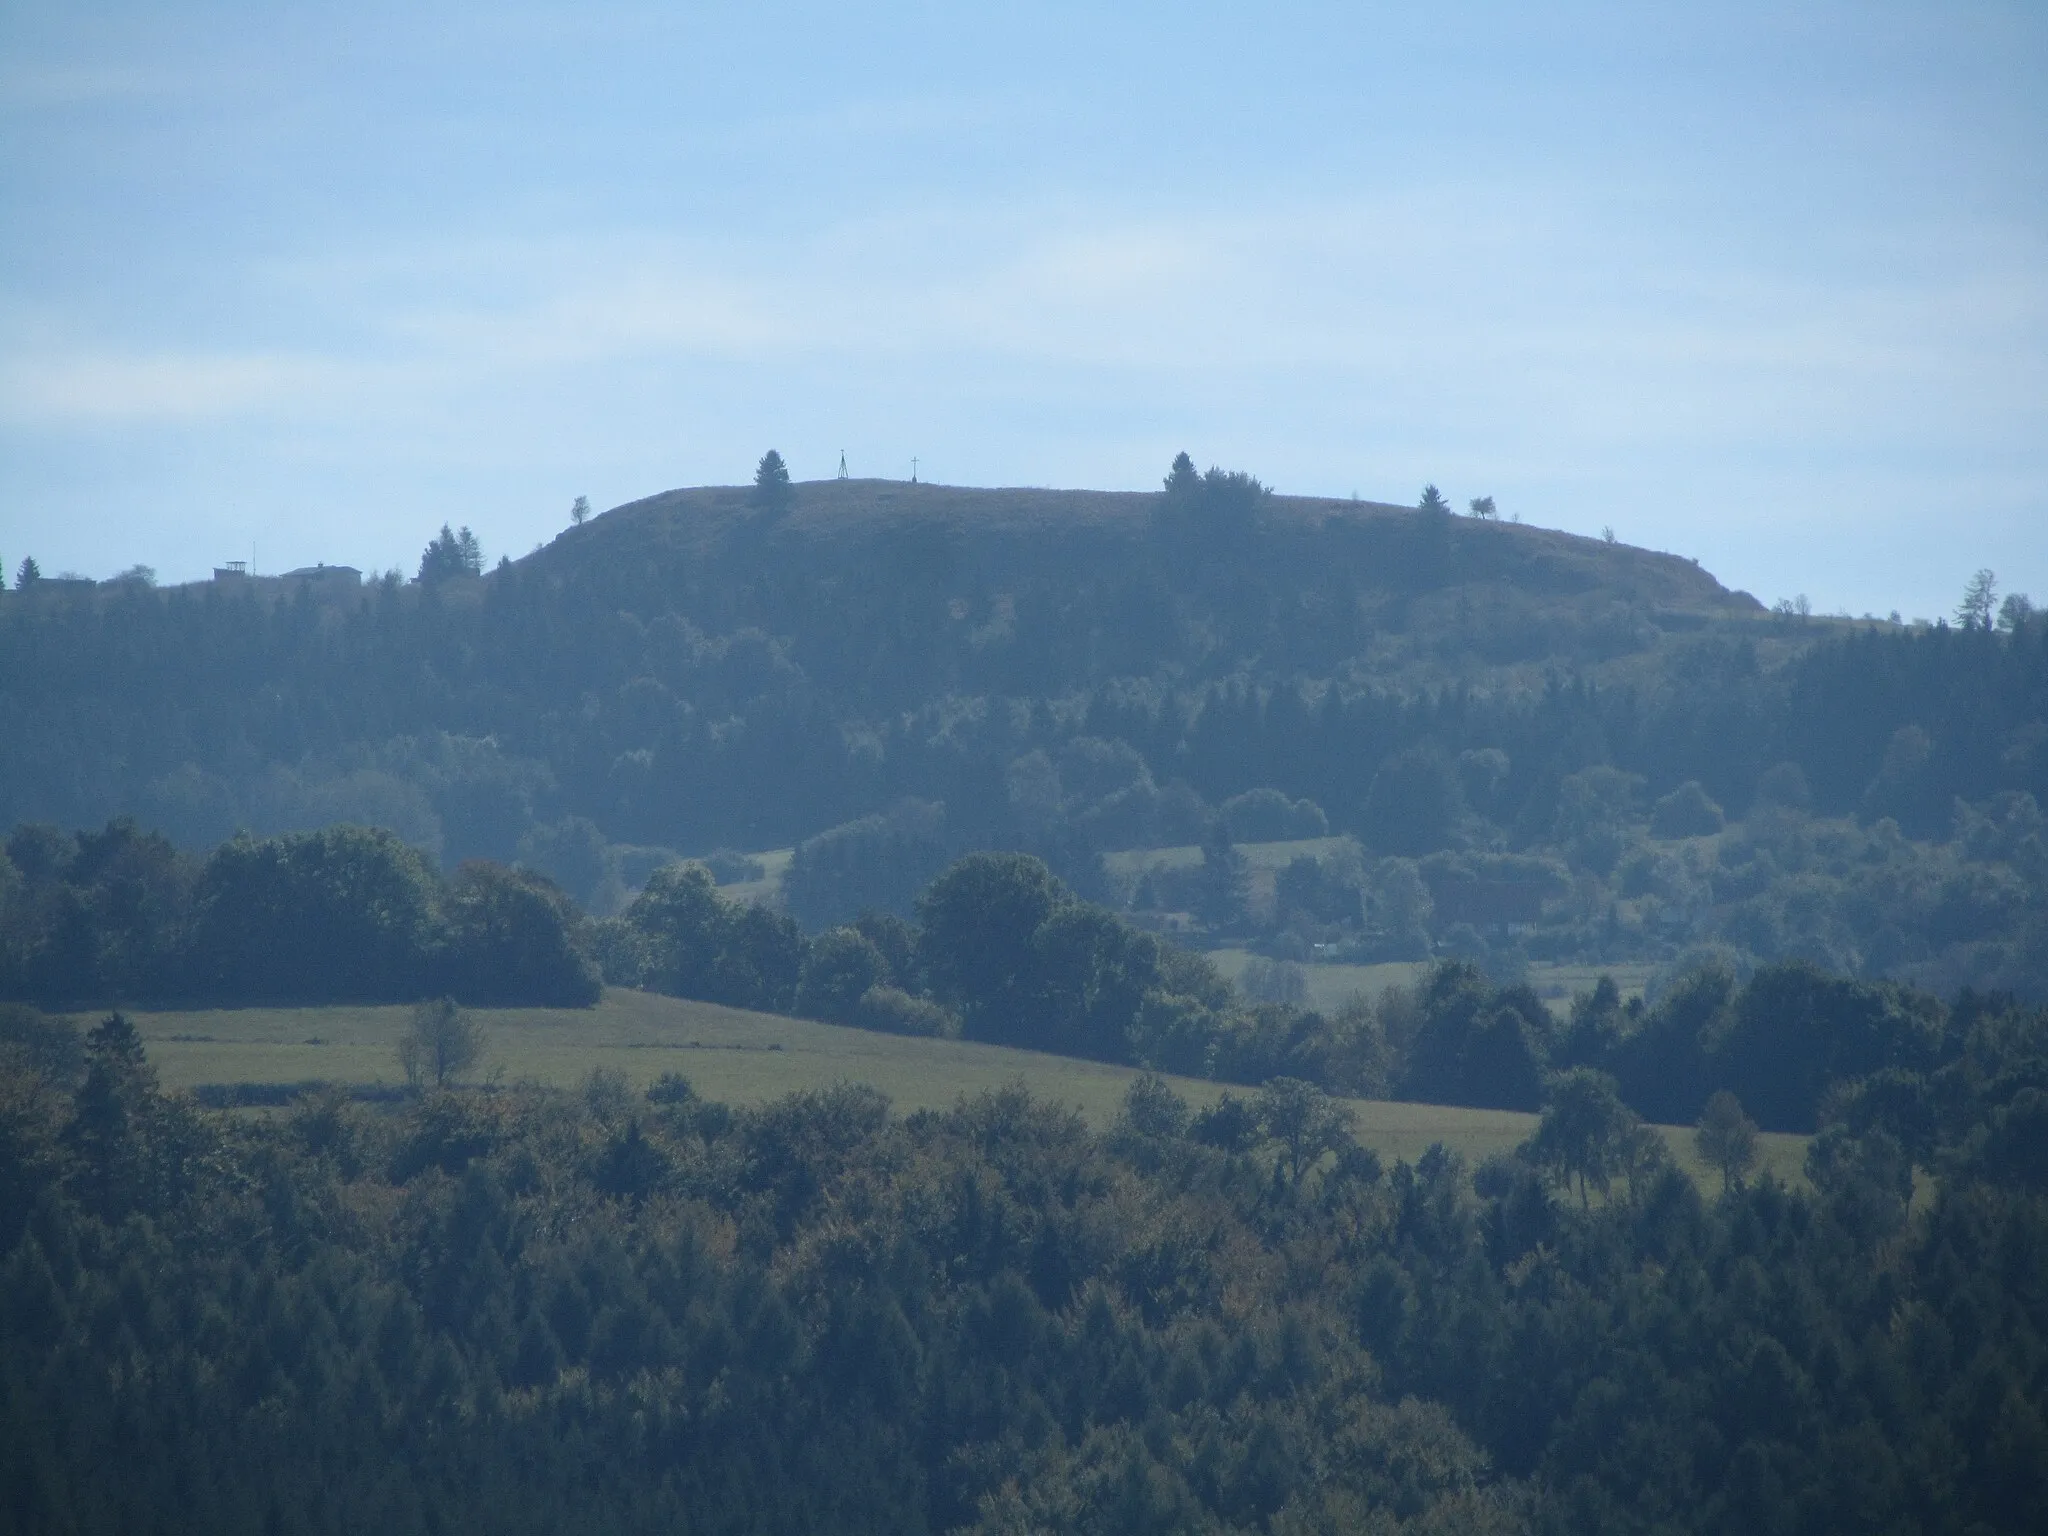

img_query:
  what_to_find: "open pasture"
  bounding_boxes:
[88,988,1805,1187]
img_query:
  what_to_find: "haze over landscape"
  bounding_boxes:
[6,7,2048,1535]
[3,0,2043,619]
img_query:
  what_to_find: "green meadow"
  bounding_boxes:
[87,987,1806,1187]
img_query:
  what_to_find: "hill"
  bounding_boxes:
[2,464,2043,999]
[532,475,1765,705]
[0,466,1783,866]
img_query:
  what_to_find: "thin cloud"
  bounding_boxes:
[0,351,350,424]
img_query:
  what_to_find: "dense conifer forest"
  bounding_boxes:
[2,997,2044,1534]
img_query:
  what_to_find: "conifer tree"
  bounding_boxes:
[753,449,792,510]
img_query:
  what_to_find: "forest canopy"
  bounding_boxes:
[2,993,2044,1533]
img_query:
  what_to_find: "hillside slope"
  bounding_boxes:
[519,478,1763,709]
[574,477,1745,614]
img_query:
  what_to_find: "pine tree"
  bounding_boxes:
[1417,484,1451,517]
[418,525,483,584]
[753,450,792,510]
[62,1013,158,1220]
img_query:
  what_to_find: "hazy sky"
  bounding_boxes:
[2,0,2042,619]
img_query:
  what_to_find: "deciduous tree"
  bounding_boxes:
[398,996,483,1089]
[1695,1088,1759,1192]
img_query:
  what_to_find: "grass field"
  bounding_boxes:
[83,988,1806,1188]
[1103,836,1356,878]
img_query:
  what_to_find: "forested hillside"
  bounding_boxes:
[3,1001,2044,1534]
[3,466,2043,997]
[7,467,2047,1532]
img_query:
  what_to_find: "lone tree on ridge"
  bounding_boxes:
[753,449,792,510]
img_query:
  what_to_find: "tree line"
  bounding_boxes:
[592,846,1996,1135]
[3,816,2015,1140]
[0,819,598,1008]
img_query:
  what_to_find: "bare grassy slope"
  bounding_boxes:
[517,477,1773,712]
[557,477,1754,619]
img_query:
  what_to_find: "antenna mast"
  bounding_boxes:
[837,450,848,479]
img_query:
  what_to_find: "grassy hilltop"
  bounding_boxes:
[526,475,1769,703]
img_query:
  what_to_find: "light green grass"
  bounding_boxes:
[1104,836,1352,878]
[84,989,1804,1187]
[1206,949,1427,1013]
[714,847,792,906]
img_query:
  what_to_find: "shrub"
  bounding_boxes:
[853,984,958,1038]
[1651,781,1726,838]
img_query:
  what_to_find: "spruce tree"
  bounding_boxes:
[753,449,792,510]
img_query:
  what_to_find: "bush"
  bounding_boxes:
[645,1070,696,1105]
[441,863,601,1007]
[1219,788,1329,842]
[0,1003,82,1084]
[853,984,957,1038]
[1651,781,1726,838]
[795,927,892,1025]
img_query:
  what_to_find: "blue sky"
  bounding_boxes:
[1,0,2042,620]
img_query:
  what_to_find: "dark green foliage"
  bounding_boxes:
[191,825,443,1002]
[851,983,957,1037]
[1402,963,1552,1110]
[782,800,950,928]
[616,861,804,1012]
[1217,786,1327,841]
[3,1012,2047,1534]
[1,498,2043,997]
[0,821,600,1009]
[1520,1068,1638,1205]
[418,523,483,584]
[443,862,601,1005]
[515,814,616,908]
[795,925,893,1024]
[1156,458,1270,547]
[1649,778,1725,837]
[1361,745,1464,857]
[1193,821,1247,927]
[753,448,792,510]
[1705,962,1944,1132]
[916,852,1069,1042]
[0,1002,83,1083]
